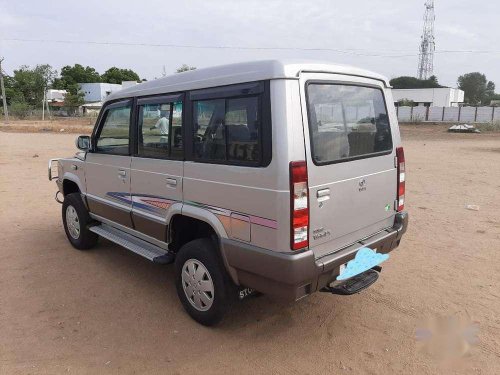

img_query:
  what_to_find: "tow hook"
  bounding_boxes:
[321,266,382,296]
[55,191,64,204]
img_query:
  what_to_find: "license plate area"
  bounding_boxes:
[337,247,388,281]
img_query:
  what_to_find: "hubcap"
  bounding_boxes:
[66,205,81,240]
[181,259,214,312]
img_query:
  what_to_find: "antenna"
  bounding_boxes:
[417,0,436,80]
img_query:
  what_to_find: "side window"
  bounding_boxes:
[226,97,260,162]
[192,96,261,164]
[95,104,131,155]
[193,100,225,160]
[137,101,183,159]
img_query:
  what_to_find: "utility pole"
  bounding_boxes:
[42,89,45,121]
[46,93,51,120]
[0,57,9,124]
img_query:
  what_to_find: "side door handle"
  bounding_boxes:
[317,188,330,202]
[166,178,177,187]
[118,169,127,177]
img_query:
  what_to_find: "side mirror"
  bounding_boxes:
[75,135,91,151]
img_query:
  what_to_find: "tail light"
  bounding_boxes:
[290,161,309,250]
[396,147,405,211]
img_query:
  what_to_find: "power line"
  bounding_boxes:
[5,37,500,58]
[3,37,500,59]
[2,37,408,57]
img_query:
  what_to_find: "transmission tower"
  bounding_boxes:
[417,0,436,80]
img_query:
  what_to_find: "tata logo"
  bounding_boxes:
[358,178,367,192]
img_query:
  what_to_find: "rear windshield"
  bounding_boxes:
[306,83,393,165]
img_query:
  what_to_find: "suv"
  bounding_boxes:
[49,60,408,326]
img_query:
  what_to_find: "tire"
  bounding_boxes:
[62,193,98,250]
[175,238,235,326]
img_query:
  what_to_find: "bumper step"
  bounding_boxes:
[89,224,173,263]
[322,269,379,295]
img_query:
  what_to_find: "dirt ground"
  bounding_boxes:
[0,119,94,134]
[1,125,499,374]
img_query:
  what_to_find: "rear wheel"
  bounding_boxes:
[175,238,234,326]
[62,193,98,250]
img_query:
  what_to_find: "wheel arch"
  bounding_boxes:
[169,207,239,284]
[62,176,82,196]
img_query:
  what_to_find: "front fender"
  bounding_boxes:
[60,158,87,195]
[62,173,85,193]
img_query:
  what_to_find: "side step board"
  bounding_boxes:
[89,224,174,264]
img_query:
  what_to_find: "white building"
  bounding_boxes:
[392,88,464,107]
[78,81,139,102]
[121,81,139,89]
[81,101,104,116]
[79,83,122,102]
[46,89,67,101]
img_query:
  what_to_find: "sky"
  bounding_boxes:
[1,0,499,88]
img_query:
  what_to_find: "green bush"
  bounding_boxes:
[9,101,32,119]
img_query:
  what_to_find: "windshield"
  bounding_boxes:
[306,83,393,164]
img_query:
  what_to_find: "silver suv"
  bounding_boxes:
[49,60,408,325]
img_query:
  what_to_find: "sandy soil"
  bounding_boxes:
[0,126,499,374]
[0,119,94,134]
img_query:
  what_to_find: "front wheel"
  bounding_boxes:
[62,193,98,250]
[174,238,235,326]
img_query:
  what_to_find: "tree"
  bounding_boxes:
[390,75,444,89]
[486,81,496,101]
[176,64,196,73]
[52,64,101,90]
[397,99,415,107]
[457,72,494,105]
[101,67,140,84]
[428,75,440,87]
[11,64,57,107]
[2,75,22,105]
[63,89,85,115]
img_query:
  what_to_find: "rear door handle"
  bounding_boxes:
[118,169,127,177]
[166,178,177,187]
[317,188,330,202]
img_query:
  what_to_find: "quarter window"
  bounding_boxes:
[95,104,131,155]
[193,96,261,163]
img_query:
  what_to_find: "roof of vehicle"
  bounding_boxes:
[106,59,390,101]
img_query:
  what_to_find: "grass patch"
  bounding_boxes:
[475,122,500,132]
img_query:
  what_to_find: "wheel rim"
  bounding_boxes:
[66,205,81,240]
[181,259,214,312]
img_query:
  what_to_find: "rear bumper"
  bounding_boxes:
[222,211,408,301]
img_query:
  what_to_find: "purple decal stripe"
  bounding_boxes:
[107,192,178,214]
[189,201,278,230]
[249,215,278,230]
[107,192,133,205]
[205,205,232,217]
[106,194,278,230]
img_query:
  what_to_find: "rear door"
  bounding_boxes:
[130,95,184,241]
[300,73,397,258]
